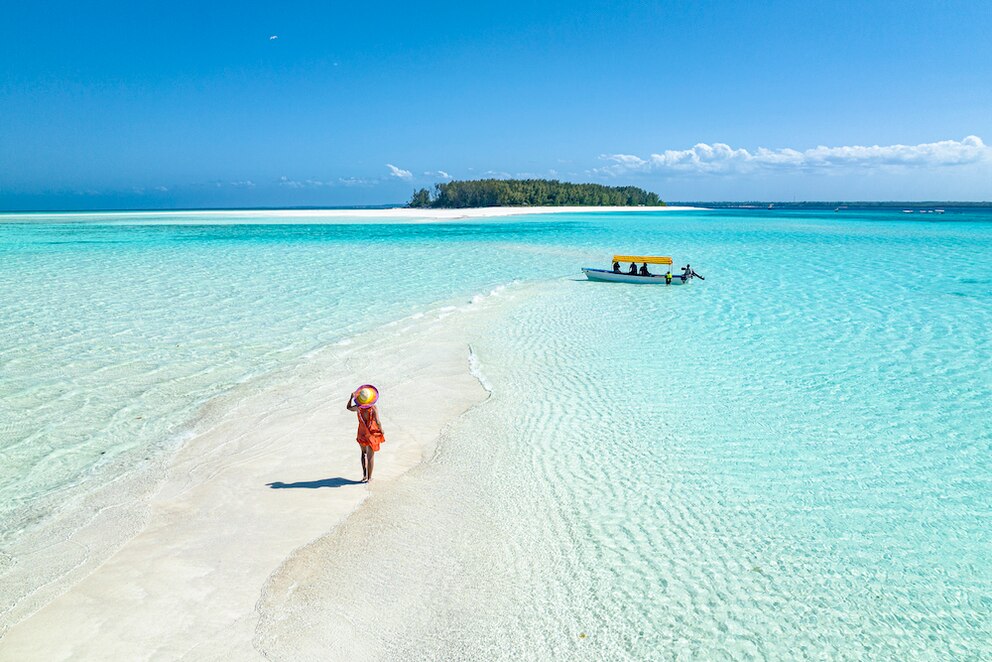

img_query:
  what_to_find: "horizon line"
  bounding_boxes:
[3,200,992,214]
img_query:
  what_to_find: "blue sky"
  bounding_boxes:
[2,0,991,209]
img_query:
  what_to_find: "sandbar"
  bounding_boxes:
[0,299,497,660]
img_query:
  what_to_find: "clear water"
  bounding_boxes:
[2,209,991,657]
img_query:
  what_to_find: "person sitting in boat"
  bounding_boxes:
[612,260,621,273]
[639,263,651,276]
[628,262,637,275]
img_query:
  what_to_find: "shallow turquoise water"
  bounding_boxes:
[2,208,991,657]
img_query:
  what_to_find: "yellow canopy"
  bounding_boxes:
[612,255,673,265]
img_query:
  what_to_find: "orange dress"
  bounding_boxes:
[356,407,385,451]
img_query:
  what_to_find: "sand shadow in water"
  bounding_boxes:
[267,477,363,489]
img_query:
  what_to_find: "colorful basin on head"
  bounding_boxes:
[355,384,379,408]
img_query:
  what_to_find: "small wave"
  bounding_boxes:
[467,345,493,393]
[469,281,516,306]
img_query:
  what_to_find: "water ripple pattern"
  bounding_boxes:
[253,208,992,660]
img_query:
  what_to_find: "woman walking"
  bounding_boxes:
[346,385,385,482]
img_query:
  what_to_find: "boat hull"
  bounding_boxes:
[581,268,687,284]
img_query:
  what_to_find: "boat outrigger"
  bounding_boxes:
[582,255,704,285]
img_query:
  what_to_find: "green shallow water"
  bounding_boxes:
[2,208,991,657]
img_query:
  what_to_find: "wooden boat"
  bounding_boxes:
[582,255,699,285]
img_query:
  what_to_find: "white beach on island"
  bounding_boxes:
[0,205,702,225]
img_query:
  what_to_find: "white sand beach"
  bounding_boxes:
[0,298,497,660]
[0,205,702,224]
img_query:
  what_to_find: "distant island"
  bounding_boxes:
[408,179,664,208]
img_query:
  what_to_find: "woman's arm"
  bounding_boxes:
[346,392,360,411]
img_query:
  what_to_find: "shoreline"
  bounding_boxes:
[0,287,516,660]
[0,205,704,223]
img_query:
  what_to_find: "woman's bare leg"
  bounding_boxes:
[366,448,375,481]
[360,446,368,482]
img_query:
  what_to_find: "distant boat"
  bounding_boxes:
[903,210,914,213]
[935,209,945,214]
[582,255,702,285]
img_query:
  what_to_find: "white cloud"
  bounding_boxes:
[338,177,375,187]
[423,170,452,179]
[278,176,379,188]
[514,169,564,179]
[269,35,278,41]
[598,136,990,176]
[278,176,334,188]
[386,163,412,180]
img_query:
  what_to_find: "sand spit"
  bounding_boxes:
[0,296,503,660]
[0,205,703,224]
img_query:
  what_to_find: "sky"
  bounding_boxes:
[1,0,991,209]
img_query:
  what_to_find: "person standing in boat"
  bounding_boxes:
[628,262,637,275]
[612,260,621,273]
[346,386,385,482]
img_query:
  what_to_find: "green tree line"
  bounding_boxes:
[408,179,664,208]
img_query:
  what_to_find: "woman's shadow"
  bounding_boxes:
[267,477,363,489]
